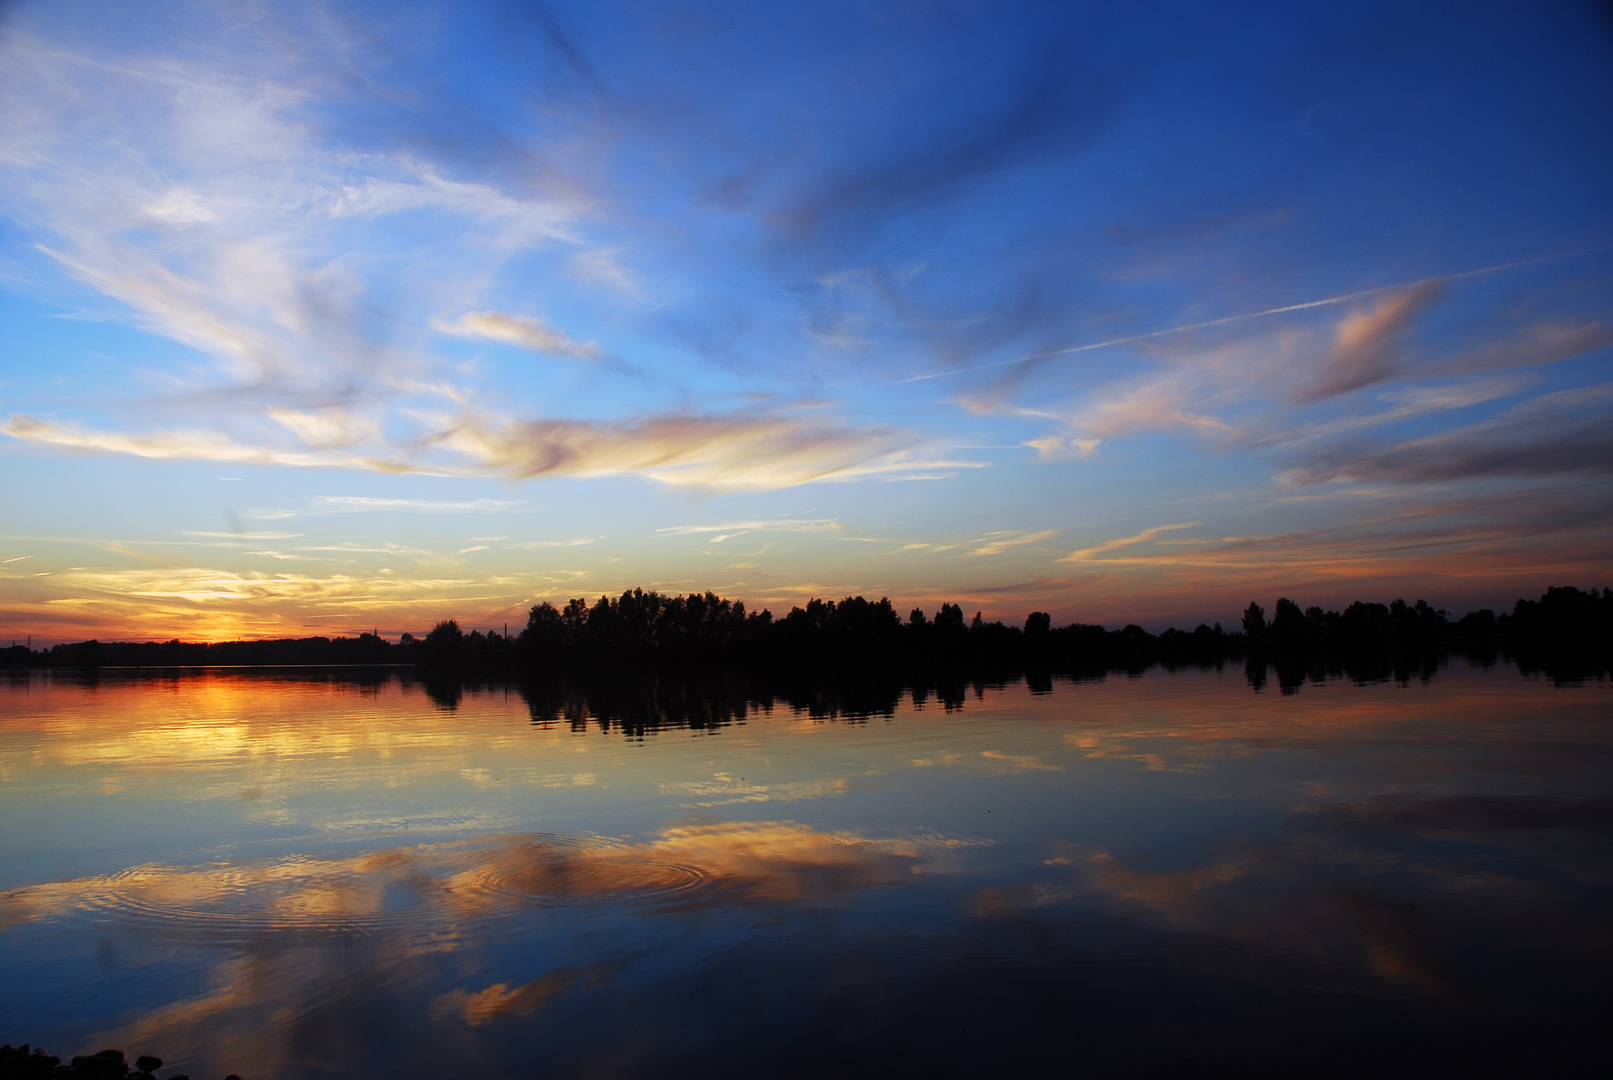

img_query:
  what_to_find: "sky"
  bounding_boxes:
[1,0,1611,644]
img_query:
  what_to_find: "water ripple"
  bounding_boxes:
[456,835,716,911]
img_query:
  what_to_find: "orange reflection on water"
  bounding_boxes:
[1047,668,1611,772]
[5,665,1604,783]
[2,665,1610,1078]
[2,820,937,934]
[442,965,614,1027]
[0,815,948,1072]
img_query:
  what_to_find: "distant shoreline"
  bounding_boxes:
[4,586,1607,683]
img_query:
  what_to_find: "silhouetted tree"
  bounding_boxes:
[13,582,1606,682]
[1272,597,1306,642]
[422,619,464,666]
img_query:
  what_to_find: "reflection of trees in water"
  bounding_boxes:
[419,672,464,710]
[519,671,759,736]
[1238,626,1608,695]
[508,667,1032,737]
[1245,650,1447,695]
[399,639,1602,732]
[10,641,1599,722]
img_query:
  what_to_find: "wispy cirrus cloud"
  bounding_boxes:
[311,496,524,514]
[436,311,601,359]
[429,411,976,492]
[0,16,962,498]
[656,519,843,537]
[1295,281,1444,403]
[969,529,1061,557]
[1284,383,1613,485]
[1260,375,1533,447]
[1060,523,1203,564]
[1433,319,1613,376]
[507,538,597,550]
[1010,262,1612,502]
[0,35,582,394]
[267,407,381,448]
[2,0,1611,641]
[3,405,967,493]
[0,414,412,472]
[1080,383,1240,442]
[182,531,301,541]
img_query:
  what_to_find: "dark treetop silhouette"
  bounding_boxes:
[4,586,1609,684]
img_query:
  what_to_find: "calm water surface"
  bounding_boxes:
[1,663,1609,1078]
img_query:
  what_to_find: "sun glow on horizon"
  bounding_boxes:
[1,1,1609,640]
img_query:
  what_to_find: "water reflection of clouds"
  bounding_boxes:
[437,965,613,1027]
[1305,792,1613,836]
[972,849,1466,1001]
[973,783,1613,1006]
[1,820,960,1072]
[979,750,1061,772]
[649,822,922,902]
[1,821,949,935]
[659,774,852,807]
[1064,730,1214,771]
[1054,678,1613,774]
[3,668,1611,1075]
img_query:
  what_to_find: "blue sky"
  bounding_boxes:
[2,0,1611,642]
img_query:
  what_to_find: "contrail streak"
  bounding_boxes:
[894,248,1603,385]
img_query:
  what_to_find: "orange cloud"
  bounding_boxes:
[1297,281,1443,401]
[430,411,977,491]
[3,408,975,495]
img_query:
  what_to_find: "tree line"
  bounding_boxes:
[4,584,1607,673]
[1238,585,1613,653]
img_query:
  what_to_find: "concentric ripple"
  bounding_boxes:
[459,835,715,910]
[81,855,438,939]
[62,834,720,939]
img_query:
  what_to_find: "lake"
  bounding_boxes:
[1,661,1608,1078]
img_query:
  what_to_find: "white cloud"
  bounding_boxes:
[312,496,523,513]
[507,538,597,549]
[0,12,990,502]
[655,519,842,536]
[182,531,301,540]
[1025,435,1100,459]
[430,411,978,492]
[142,188,217,225]
[268,407,380,448]
[969,529,1061,557]
[1060,522,1202,563]
[571,249,635,293]
[0,21,587,411]
[0,414,403,471]
[436,311,600,359]
[327,170,576,243]
[3,405,972,493]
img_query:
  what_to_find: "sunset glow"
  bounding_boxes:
[2,2,1610,642]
